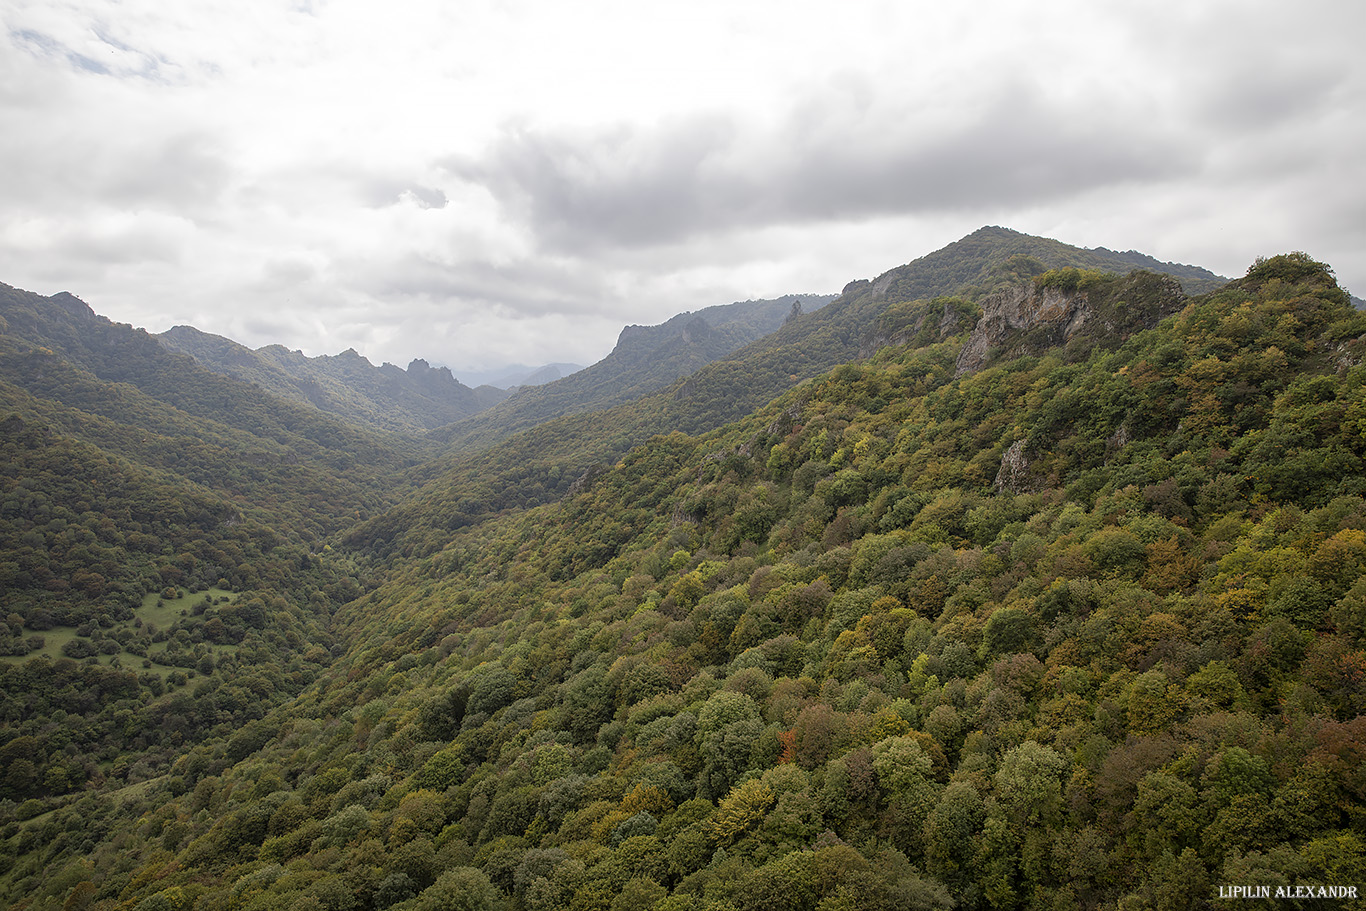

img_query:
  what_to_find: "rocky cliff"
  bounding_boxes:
[955,270,1186,376]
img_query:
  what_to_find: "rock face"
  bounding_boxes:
[954,271,1186,377]
[994,440,1036,493]
[956,284,1091,377]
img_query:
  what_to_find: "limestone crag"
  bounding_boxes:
[955,283,1091,376]
[994,439,1037,493]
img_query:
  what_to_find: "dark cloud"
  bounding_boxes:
[1197,63,1347,131]
[404,186,448,209]
[261,257,319,284]
[58,230,180,267]
[306,173,450,210]
[447,85,1197,254]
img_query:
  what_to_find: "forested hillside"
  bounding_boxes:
[1,237,1362,911]
[0,284,418,841]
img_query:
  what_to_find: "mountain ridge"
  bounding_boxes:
[156,326,510,435]
[427,293,835,453]
[346,229,1237,557]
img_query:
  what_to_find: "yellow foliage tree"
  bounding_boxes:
[711,778,775,845]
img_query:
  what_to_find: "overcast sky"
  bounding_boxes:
[3,1,1363,378]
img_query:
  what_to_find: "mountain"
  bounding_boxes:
[356,229,1225,558]
[430,294,835,453]
[0,280,428,605]
[3,233,1364,911]
[1069,244,1227,293]
[156,326,510,434]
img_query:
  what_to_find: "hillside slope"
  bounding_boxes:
[0,284,426,830]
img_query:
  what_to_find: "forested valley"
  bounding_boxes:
[2,229,1364,911]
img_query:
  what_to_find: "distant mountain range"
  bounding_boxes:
[428,293,835,452]
[155,295,834,438]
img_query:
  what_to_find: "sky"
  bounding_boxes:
[2,0,1364,379]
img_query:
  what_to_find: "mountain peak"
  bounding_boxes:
[49,291,97,319]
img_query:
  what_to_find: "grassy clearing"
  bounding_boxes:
[1,588,240,675]
[139,586,239,629]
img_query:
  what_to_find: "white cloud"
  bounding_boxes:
[1,0,1364,374]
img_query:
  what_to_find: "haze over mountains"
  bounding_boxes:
[461,364,587,391]
[2,227,1364,911]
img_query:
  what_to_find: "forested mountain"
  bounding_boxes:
[156,327,510,435]
[3,233,1364,911]
[430,294,835,454]
[350,230,1222,559]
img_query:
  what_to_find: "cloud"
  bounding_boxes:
[357,252,613,319]
[0,50,235,217]
[9,25,172,80]
[0,0,1363,374]
[449,82,1198,255]
[356,179,449,210]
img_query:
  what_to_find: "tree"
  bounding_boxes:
[994,741,1067,826]
[735,851,818,911]
[871,735,942,854]
[923,780,984,882]
[712,778,776,845]
[696,691,764,798]
[417,867,506,911]
[980,607,1034,659]
[611,878,667,911]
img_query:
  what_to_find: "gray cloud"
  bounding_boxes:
[355,178,449,210]
[0,116,233,216]
[56,226,181,268]
[1195,60,1349,131]
[260,257,320,285]
[404,186,448,210]
[361,252,613,318]
[104,132,234,210]
[448,85,1198,254]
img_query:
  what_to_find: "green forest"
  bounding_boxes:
[1,231,1364,911]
